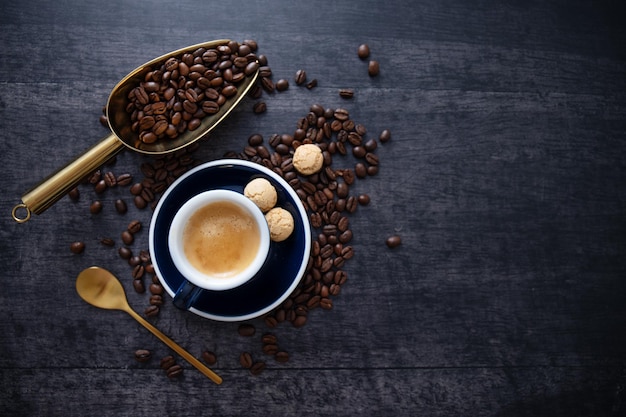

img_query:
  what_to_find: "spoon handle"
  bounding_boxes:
[126,308,222,384]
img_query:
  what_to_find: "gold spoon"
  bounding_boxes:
[76,266,222,384]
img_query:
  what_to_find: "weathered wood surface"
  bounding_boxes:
[1,0,625,416]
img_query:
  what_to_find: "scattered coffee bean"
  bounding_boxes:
[160,355,176,370]
[118,246,132,260]
[100,237,115,247]
[90,200,103,214]
[386,235,402,248]
[121,230,134,245]
[115,199,127,214]
[166,364,184,379]
[130,183,143,195]
[70,241,85,254]
[201,351,217,366]
[275,79,289,91]
[379,129,391,143]
[240,352,253,369]
[94,179,107,194]
[357,44,370,59]
[132,279,145,294]
[261,333,277,345]
[68,187,80,201]
[358,194,370,205]
[134,349,151,363]
[238,323,256,337]
[149,283,163,295]
[295,69,307,85]
[306,79,318,89]
[339,89,354,99]
[127,220,142,234]
[116,173,132,186]
[250,361,266,375]
[144,305,159,317]
[275,351,289,363]
[368,60,380,76]
[253,101,267,114]
[104,171,117,187]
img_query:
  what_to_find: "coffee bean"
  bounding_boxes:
[132,279,145,294]
[357,44,370,59]
[70,241,85,254]
[292,315,307,328]
[358,194,370,205]
[100,237,115,247]
[379,129,391,143]
[253,101,267,114]
[68,187,80,201]
[90,201,103,214]
[116,173,132,186]
[118,246,132,260]
[250,361,266,375]
[275,351,289,363]
[132,264,145,279]
[306,78,317,89]
[368,60,380,76]
[339,89,354,99]
[160,355,176,370]
[262,344,279,355]
[355,162,367,178]
[238,323,256,337]
[201,351,217,366]
[121,230,134,245]
[134,349,152,363]
[115,199,128,214]
[239,352,253,369]
[261,333,277,345]
[295,69,307,85]
[386,235,402,248]
[134,195,147,209]
[276,79,289,91]
[104,171,117,187]
[94,179,107,194]
[144,305,160,317]
[129,182,143,195]
[149,295,163,306]
[127,220,142,234]
[248,133,264,146]
[88,170,101,184]
[149,283,163,295]
[166,364,183,379]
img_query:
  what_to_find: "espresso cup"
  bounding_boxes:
[167,189,270,307]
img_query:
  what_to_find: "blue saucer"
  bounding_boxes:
[149,159,311,321]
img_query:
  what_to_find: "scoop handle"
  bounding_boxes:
[125,307,223,384]
[12,133,124,223]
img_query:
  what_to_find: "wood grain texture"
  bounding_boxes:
[1,0,625,416]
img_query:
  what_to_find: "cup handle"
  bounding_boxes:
[173,280,203,310]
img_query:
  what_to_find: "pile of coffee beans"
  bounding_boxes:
[69,39,397,380]
[125,40,261,145]
[224,103,387,331]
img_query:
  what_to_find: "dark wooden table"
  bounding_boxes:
[1,1,625,416]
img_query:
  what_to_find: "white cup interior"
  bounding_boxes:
[168,189,270,291]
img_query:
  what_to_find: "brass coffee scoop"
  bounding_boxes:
[12,39,259,223]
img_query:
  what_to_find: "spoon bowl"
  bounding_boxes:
[76,266,222,384]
